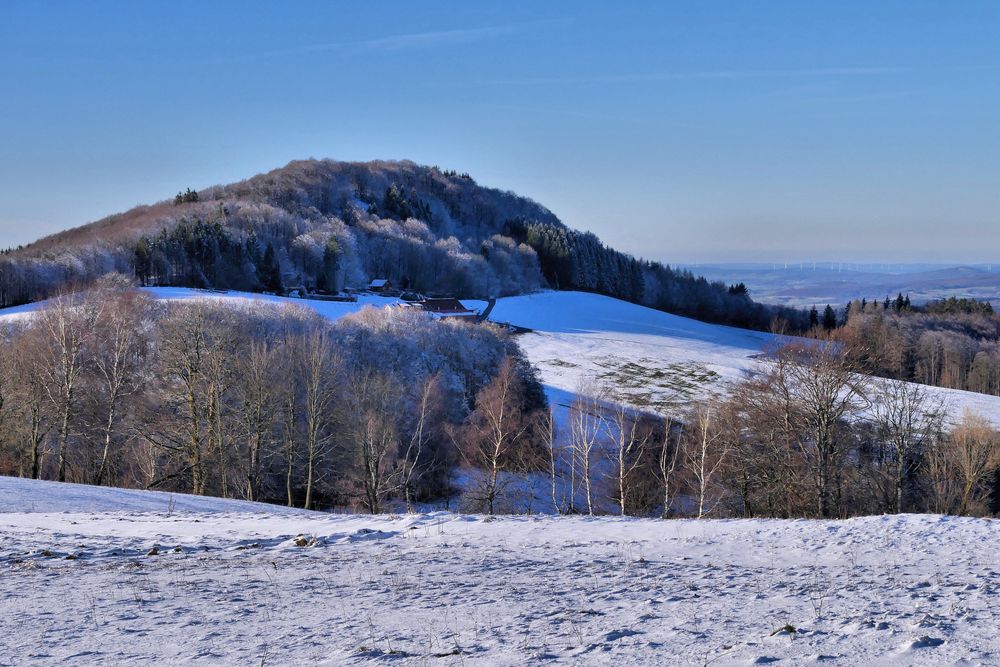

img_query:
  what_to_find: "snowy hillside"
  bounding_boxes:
[1,476,996,665]
[0,476,308,515]
[486,291,784,412]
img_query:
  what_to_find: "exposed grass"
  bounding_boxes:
[593,356,720,411]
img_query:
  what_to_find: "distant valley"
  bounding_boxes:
[682,262,1000,308]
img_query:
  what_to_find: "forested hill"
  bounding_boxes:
[0,159,806,330]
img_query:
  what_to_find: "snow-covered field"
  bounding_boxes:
[487,291,782,413]
[2,477,998,665]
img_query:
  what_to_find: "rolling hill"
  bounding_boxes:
[0,158,803,331]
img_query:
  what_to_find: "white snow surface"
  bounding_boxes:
[482,292,1000,424]
[2,476,998,665]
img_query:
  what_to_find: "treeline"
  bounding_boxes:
[505,218,809,331]
[535,343,1000,519]
[0,277,548,511]
[820,296,1000,397]
[4,280,998,519]
[0,159,806,334]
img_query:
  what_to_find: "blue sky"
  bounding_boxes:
[1,1,998,262]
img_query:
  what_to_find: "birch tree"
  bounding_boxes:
[236,339,278,501]
[38,292,96,482]
[298,327,342,510]
[397,372,442,512]
[683,404,730,518]
[569,379,606,515]
[89,288,150,486]
[656,417,680,518]
[605,401,650,516]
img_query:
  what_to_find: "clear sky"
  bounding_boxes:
[2,1,998,263]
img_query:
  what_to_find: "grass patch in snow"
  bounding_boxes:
[592,356,720,410]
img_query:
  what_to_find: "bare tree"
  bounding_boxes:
[867,379,945,513]
[683,404,731,518]
[3,328,51,479]
[298,327,342,510]
[605,400,650,516]
[278,371,299,507]
[0,331,11,469]
[543,408,565,514]
[397,372,442,512]
[949,411,1000,516]
[772,343,869,518]
[724,357,816,518]
[354,373,399,513]
[925,436,960,514]
[89,287,150,486]
[656,417,680,518]
[156,302,214,495]
[235,339,278,501]
[202,315,239,498]
[37,291,97,482]
[568,379,606,515]
[458,356,532,515]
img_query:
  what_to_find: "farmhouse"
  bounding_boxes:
[396,297,478,320]
[368,278,393,292]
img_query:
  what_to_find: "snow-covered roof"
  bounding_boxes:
[418,298,474,315]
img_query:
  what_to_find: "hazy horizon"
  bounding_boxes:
[2,1,998,263]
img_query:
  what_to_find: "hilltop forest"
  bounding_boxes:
[0,159,806,331]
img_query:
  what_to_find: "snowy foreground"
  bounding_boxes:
[2,478,999,665]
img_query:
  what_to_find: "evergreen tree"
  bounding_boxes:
[316,238,341,293]
[174,188,199,205]
[245,233,262,266]
[809,306,819,328]
[133,238,151,285]
[822,304,837,330]
[258,243,283,293]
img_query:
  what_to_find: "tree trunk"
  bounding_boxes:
[94,404,116,486]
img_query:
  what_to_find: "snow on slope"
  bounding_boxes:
[1,476,998,665]
[487,291,782,412]
[0,475,308,515]
[141,286,406,320]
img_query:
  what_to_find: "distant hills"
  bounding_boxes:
[682,263,1000,308]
